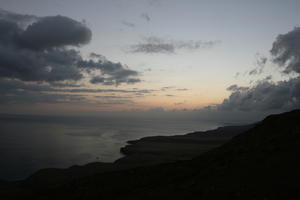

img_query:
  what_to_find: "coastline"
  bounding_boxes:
[1,110,300,199]
[20,123,254,186]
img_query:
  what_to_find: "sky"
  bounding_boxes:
[0,0,300,117]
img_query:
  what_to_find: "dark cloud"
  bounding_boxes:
[94,99,133,105]
[0,92,86,105]
[140,13,150,22]
[0,79,55,93]
[0,79,86,104]
[89,52,105,59]
[0,9,140,85]
[271,27,300,74]
[218,27,300,112]
[226,84,249,92]
[0,46,83,82]
[121,20,135,28]
[64,88,154,94]
[78,59,141,85]
[19,15,92,50]
[0,79,152,94]
[126,78,141,84]
[129,36,220,54]
[90,76,105,84]
[0,79,152,104]
[219,77,300,111]
[94,95,131,99]
[0,8,37,27]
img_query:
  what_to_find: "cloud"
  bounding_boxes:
[90,76,105,84]
[129,36,220,54]
[94,100,133,105]
[161,86,175,91]
[78,59,141,85]
[140,13,150,22]
[0,79,152,94]
[0,79,152,104]
[0,9,140,85]
[121,20,135,28]
[89,52,105,59]
[130,36,175,54]
[19,15,92,50]
[271,27,300,74]
[218,27,300,113]
[219,77,300,111]
[226,84,249,92]
[94,95,131,99]
[176,88,188,91]
[0,8,37,27]
[64,88,155,94]
[0,79,86,104]
[249,53,268,76]
[0,47,84,82]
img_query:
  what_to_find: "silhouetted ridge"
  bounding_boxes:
[1,110,300,199]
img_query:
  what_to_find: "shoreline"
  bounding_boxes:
[1,110,300,199]
[10,123,253,184]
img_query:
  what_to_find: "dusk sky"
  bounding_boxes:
[1,0,300,115]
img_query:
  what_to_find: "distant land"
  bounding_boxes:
[1,109,300,199]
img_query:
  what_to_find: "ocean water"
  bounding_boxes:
[0,114,220,180]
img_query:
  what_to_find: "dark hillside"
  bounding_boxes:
[1,110,300,199]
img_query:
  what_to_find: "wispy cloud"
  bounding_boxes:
[128,36,220,54]
[121,20,135,28]
[249,53,268,76]
[0,79,154,105]
[140,13,150,22]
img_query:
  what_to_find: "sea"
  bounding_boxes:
[0,113,222,180]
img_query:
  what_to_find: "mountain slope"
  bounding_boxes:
[1,110,300,199]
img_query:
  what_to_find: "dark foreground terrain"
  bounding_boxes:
[1,110,300,199]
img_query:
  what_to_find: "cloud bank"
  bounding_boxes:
[0,9,140,85]
[218,27,300,113]
[0,78,152,105]
[271,27,300,74]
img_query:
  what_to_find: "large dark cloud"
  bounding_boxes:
[129,36,220,54]
[219,27,300,112]
[271,27,300,74]
[220,78,300,111]
[18,15,92,50]
[0,8,37,27]
[0,10,140,85]
[0,47,83,82]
